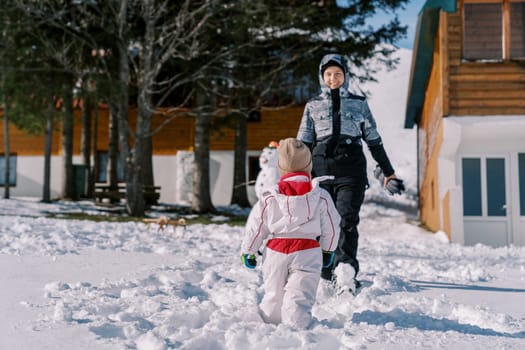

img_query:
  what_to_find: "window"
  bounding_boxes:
[510,1,525,58]
[0,154,17,186]
[248,156,260,185]
[462,157,508,217]
[248,110,261,122]
[486,158,506,216]
[462,158,482,215]
[96,151,125,183]
[463,0,525,60]
[519,153,525,216]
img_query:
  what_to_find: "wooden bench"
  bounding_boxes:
[94,183,161,206]
[94,184,126,204]
[142,185,161,205]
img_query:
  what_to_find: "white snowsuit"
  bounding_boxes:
[242,173,341,329]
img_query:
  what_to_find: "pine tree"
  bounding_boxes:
[209,0,408,208]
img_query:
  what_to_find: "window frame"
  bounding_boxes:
[519,153,525,216]
[96,151,126,183]
[0,153,17,186]
[461,155,510,218]
[248,155,260,185]
[463,0,525,61]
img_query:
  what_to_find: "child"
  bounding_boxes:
[240,138,341,329]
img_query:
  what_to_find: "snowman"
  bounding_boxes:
[254,141,280,199]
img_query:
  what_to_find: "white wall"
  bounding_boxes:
[441,115,525,246]
[10,156,62,199]
[12,151,260,207]
[152,155,179,204]
[167,150,259,207]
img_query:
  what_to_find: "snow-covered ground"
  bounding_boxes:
[1,198,524,349]
[1,49,524,349]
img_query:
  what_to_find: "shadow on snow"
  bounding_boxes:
[352,309,525,338]
[411,280,525,293]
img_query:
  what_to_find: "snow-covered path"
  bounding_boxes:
[1,199,524,350]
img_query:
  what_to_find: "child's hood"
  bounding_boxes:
[318,54,351,95]
[271,173,324,226]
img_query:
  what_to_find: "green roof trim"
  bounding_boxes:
[404,0,457,128]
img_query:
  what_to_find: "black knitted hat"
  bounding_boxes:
[321,60,345,75]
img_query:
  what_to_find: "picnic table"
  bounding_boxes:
[94,183,161,206]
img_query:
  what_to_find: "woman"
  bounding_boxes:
[297,53,404,293]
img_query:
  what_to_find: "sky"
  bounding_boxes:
[367,0,427,49]
[1,48,524,350]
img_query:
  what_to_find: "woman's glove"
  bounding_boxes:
[241,254,257,269]
[374,165,405,195]
[322,250,335,268]
[385,178,405,195]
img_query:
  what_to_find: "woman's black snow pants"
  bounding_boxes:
[320,178,366,281]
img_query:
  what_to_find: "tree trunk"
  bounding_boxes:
[42,96,54,203]
[108,100,120,195]
[127,102,148,216]
[2,90,10,199]
[61,81,74,200]
[230,111,251,207]
[112,0,133,213]
[90,95,99,197]
[81,92,92,198]
[127,0,159,215]
[192,88,215,213]
[118,93,132,214]
[143,131,154,187]
[116,45,131,211]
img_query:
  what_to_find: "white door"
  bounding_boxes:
[461,155,511,247]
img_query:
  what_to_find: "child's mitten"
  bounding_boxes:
[241,254,257,269]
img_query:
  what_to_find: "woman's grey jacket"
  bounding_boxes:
[297,53,394,181]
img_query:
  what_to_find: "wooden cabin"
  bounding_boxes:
[405,0,525,246]
[0,105,304,206]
